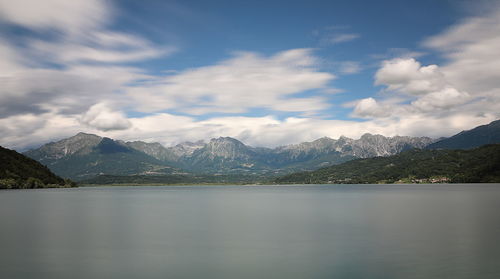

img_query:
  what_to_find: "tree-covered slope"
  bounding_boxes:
[0,146,75,189]
[80,173,268,185]
[275,144,500,184]
[427,119,500,150]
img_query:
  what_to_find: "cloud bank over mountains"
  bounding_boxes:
[127,49,335,115]
[0,0,499,150]
[350,6,500,132]
[353,57,471,117]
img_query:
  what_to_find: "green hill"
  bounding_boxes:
[0,146,75,189]
[79,173,267,185]
[275,144,500,184]
[427,119,500,150]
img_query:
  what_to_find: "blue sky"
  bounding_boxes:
[1,0,500,149]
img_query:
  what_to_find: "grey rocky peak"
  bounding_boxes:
[170,140,206,157]
[275,137,339,159]
[201,137,251,159]
[185,137,264,172]
[281,137,337,151]
[276,133,433,159]
[24,132,102,162]
[126,141,178,162]
[350,133,434,157]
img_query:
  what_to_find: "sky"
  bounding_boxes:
[1,0,500,150]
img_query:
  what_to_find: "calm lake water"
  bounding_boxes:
[1,184,500,279]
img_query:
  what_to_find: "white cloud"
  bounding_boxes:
[375,58,445,95]
[322,33,360,45]
[366,5,500,121]
[0,0,172,119]
[1,108,497,151]
[369,48,426,61]
[424,6,500,97]
[272,97,330,112]
[128,49,335,114]
[95,113,498,148]
[0,0,171,68]
[80,103,131,131]
[30,32,175,64]
[346,6,500,130]
[0,42,24,73]
[0,65,148,117]
[338,61,362,75]
[314,26,360,47]
[411,87,470,112]
[0,0,109,35]
[374,58,470,112]
[0,112,83,150]
[352,98,392,118]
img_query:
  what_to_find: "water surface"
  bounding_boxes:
[1,184,499,278]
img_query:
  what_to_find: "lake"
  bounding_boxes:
[1,184,499,279]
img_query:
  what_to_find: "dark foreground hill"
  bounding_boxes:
[0,146,75,189]
[275,144,500,184]
[427,119,500,150]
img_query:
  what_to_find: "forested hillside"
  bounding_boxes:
[275,144,500,184]
[0,146,75,189]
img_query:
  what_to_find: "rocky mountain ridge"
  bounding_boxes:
[24,132,435,179]
[24,135,182,180]
[273,134,433,159]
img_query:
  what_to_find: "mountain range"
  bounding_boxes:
[22,119,500,182]
[24,132,433,181]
